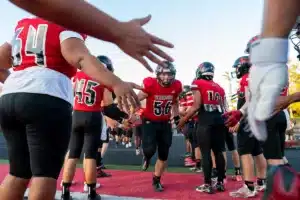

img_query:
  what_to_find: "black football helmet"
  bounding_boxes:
[195,62,214,80]
[289,17,300,60]
[183,85,191,93]
[97,55,114,72]
[233,56,251,79]
[155,61,176,86]
[245,35,260,54]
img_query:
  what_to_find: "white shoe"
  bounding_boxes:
[128,142,132,147]
[83,182,101,192]
[248,64,288,141]
[255,184,266,192]
[125,144,129,148]
[136,148,141,155]
[230,184,257,198]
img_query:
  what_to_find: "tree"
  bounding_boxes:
[287,61,300,118]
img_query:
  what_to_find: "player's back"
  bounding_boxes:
[12,17,76,78]
[3,17,85,104]
[73,71,104,112]
[192,79,225,124]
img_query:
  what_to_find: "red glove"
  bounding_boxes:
[222,110,242,127]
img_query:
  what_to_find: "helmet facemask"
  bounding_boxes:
[290,19,300,60]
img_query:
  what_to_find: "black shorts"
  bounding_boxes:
[133,125,143,137]
[0,93,72,179]
[224,128,236,151]
[68,110,102,159]
[263,110,287,159]
[141,118,173,160]
[237,118,263,156]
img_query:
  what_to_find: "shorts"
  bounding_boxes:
[141,118,173,160]
[224,128,236,151]
[263,110,287,159]
[0,93,72,179]
[237,118,263,156]
[68,110,102,159]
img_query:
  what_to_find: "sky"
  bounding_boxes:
[0,0,298,95]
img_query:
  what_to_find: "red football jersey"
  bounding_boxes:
[142,77,182,121]
[12,17,86,78]
[191,79,225,113]
[73,71,104,112]
[238,73,249,98]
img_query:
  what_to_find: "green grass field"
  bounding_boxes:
[0,159,235,174]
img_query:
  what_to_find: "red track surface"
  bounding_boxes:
[0,165,262,200]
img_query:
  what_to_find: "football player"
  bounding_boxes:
[61,55,130,200]
[227,56,267,198]
[137,61,182,192]
[179,86,194,167]
[178,62,226,194]
[0,16,139,200]
[247,0,299,142]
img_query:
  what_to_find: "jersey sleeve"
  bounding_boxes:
[59,30,86,43]
[142,77,153,94]
[191,79,200,91]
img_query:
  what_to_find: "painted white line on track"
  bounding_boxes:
[24,189,162,200]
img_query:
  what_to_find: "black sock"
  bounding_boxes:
[196,159,201,168]
[257,178,266,186]
[212,168,217,177]
[235,167,241,175]
[87,183,97,197]
[62,182,72,195]
[152,175,161,184]
[96,152,102,167]
[245,181,254,191]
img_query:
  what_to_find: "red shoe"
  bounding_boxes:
[184,157,195,167]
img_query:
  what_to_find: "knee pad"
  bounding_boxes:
[157,146,169,161]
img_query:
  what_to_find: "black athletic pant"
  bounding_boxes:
[196,123,226,184]
[68,110,102,159]
[0,93,72,179]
